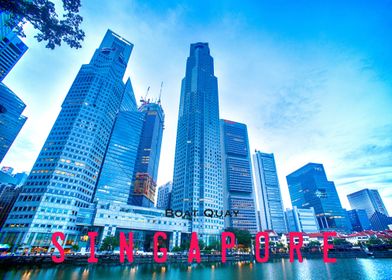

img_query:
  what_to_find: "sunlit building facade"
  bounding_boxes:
[0,30,135,251]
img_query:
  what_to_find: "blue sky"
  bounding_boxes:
[2,0,392,213]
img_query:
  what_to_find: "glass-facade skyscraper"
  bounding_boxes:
[131,100,164,208]
[253,151,287,233]
[220,120,258,235]
[347,188,389,218]
[0,83,27,163]
[0,30,134,249]
[286,163,349,232]
[0,12,28,82]
[171,43,224,242]
[94,79,144,205]
[347,209,372,232]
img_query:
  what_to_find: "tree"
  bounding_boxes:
[71,244,80,252]
[205,240,221,251]
[225,228,252,249]
[198,240,205,250]
[366,237,383,246]
[171,246,182,252]
[100,236,119,252]
[308,240,321,247]
[0,0,85,49]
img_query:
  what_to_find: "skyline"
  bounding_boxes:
[1,1,392,214]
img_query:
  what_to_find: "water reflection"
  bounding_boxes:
[1,259,392,280]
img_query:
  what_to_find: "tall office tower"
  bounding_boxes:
[0,30,134,250]
[347,209,372,232]
[94,79,144,205]
[171,43,224,243]
[0,12,28,81]
[285,206,319,233]
[253,151,287,233]
[157,181,172,210]
[0,32,28,81]
[286,163,349,232]
[347,189,389,218]
[131,100,164,208]
[0,83,27,163]
[220,120,258,235]
[0,183,21,230]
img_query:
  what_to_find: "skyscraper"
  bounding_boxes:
[253,151,287,233]
[0,11,28,82]
[157,181,172,210]
[0,30,134,250]
[0,31,28,81]
[347,188,389,218]
[347,209,372,232]
[285,206,319,233]
[0,183,21,230]
[130,100,164,208]
[171,43,224,243]
[286,163,349,232]
[0,83,27,163]
[94,88,144,205]
[220,120,258,235]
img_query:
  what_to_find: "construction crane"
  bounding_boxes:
[140,86,150,104]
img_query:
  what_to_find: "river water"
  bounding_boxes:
[1,258,392,280]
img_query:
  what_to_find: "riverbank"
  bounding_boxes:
[1,250,392,268]
[2,258,392,280]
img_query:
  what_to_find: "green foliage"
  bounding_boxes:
[71,244,80,252]
[180,239,190,251]
[225,228,252,248]
[366,237,383,246]
[171,246,182,252]
[308,240,321,247]
[100,235,119,251]
[1,0,85,49]
[205,240,221,251]
[198,240,205,250]
[332,238,351,246]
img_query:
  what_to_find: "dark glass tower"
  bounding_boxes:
[0,83,27,163]
[0,30,134,250]
[130,100,164,208]
[347,209,372,232]
[220,119,258,235]
[94,79,144,205]
[171,43,224,242]
[286,163,349,232]
[347,188,389,218]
